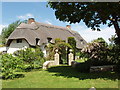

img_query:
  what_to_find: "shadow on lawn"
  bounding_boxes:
[47,66,118,81]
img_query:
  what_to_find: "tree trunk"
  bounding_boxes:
[113,21,120,38]
[112,15,120,40]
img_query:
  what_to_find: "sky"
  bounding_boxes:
[1,2,116,43]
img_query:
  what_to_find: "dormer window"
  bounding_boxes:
[47,38,52,43]
[16,39,22,43]
[36,38,40,45]
[80,39,84,44]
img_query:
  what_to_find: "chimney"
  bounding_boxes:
[28,18,35,24]
[66,25,71,29]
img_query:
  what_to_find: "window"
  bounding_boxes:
[47,38,52,43]
[80,39,84,44]
[80,39,83,42]
[16,39,22,43]
[36,38,40,45]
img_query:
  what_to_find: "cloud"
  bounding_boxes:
[45,21,52,25]
[72,24,115,43]
[0,24,8,35]
[17,13,34,20]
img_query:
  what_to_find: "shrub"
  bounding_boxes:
[14,47,46,71]
[77,37,120,72]
[68,37,76,59]
[108,36,120,72]
[1,54,23,79]
[75,57,88,63]
[108,44,120,72]
[81,38,114,66]
[46,38,72,64]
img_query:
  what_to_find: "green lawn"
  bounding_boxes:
[2,66,119,88]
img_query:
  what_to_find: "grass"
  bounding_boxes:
[75,57,88,63]
[2,65,119,88]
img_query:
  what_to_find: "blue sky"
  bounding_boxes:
[1,2,116,43]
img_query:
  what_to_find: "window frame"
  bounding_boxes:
[16,39,22,43]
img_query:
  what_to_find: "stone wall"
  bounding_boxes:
[43,61,55,69]
[90,65,116,72]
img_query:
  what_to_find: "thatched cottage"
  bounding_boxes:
[6,18,87,56]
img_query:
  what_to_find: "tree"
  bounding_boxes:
[108,35,120,72]
[2,20,21,39]
[1,20,27,45]
[81,38,110,66]
[68,37,76,59]
[48,2,120,40]
[46,38,72,64]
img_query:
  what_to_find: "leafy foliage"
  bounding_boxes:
[108,44,120,64]
[1,47,46,79]
[75,37,120,72]
[68,37,76,59]
[2,20,21,39]
[1,20,27,45]
[14,47,45,70]
[108,36,120,72]
[48,2,120,39]
[46,38,72,64]
[1,54,23,79]
[81,38,113,66]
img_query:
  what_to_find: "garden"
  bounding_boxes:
[0,37,120,88]
[2,66,118,88]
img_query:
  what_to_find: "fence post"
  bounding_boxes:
[68,49,74,65]
[54,49,59,65]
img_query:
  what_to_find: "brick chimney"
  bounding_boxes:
[66,25,71,29]
[28,18,35,24]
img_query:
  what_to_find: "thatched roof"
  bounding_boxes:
[7,22,87,49]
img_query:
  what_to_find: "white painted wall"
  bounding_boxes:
[7,39,47,57]
[0,47,7,52]
[40,44,47,57]
[7,39,30,54]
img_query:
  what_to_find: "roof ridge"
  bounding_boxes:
[35,22,81,35]
[35,22,69,30]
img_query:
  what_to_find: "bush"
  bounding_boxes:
[1,47,46,79]
[81,38,115,66]
[108,44,120,72]
[76,37,120,72]
[75,57,88,63]
[1,54,23,79]
[14,47,46,71]
[46,38,72,64]
[68,37,76,60]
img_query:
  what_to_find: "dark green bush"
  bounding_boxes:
[107,44,120,72]
[68,37,76,60]
[46,38,72,64]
